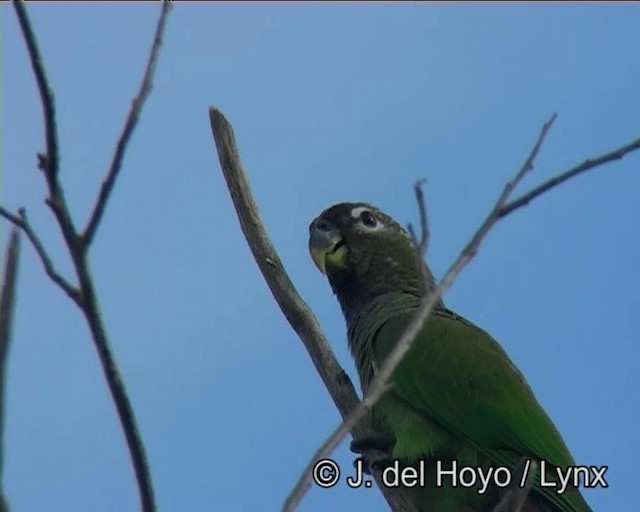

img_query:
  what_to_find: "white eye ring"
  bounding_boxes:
[351,206,384,231]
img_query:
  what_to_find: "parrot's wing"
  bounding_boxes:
[373,308,590,512]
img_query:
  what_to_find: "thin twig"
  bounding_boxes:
[497,114,558,208]
[13,0,78,251]
[208,107,417,512]
[0,207,80,304]
[407,180,434,307]
[1,229,21,490]
[499,134,640,218]
[282,113,560,511]
[9,3,173,511]
[407,178,429,254]
[83,1,172,246]
[12,0,58,183]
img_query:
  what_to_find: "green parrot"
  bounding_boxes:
[308,202,592,512]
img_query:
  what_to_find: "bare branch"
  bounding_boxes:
[13,0,79,252]
[76,267,156,512]
[83,1,172,247]
[0,207,80,304]
[208,107,417,512]
[208,107,359,415]
[408,180,434,304]
[407,178,429,254]
[12,0,59,184]
[1,230,21,485]
[11,3,174,511]
[496,114,558,209]
[499,134,640,218]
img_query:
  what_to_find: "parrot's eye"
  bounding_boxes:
[315,219,331,232]
[359,210,378,228]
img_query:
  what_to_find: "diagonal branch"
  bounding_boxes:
[0,207,80,304]
[208,107,417,512]
[83,0,172,247]
[208,107,358,415]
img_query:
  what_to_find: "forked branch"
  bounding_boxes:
[2,3,173,511]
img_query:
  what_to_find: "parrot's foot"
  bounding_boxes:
[353,453,394,475]
[351,435,395,475]
[350,435,394,455]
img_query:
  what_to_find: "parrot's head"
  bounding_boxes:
[309,202,429,307]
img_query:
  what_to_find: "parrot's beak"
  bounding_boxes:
[309,227,346,274]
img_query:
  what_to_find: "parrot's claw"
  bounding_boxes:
[353,454,394,475]
[350,435,394,455]
[351,435,395,475]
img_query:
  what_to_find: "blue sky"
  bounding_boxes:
[2,3,639,511]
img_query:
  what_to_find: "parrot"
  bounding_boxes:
[308,202,592,512]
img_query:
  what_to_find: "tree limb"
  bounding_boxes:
[12,0,59,183]
[1,229,21,505]
[208,107,417,512]
[13,0,79,255]
[7,3,173,511]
